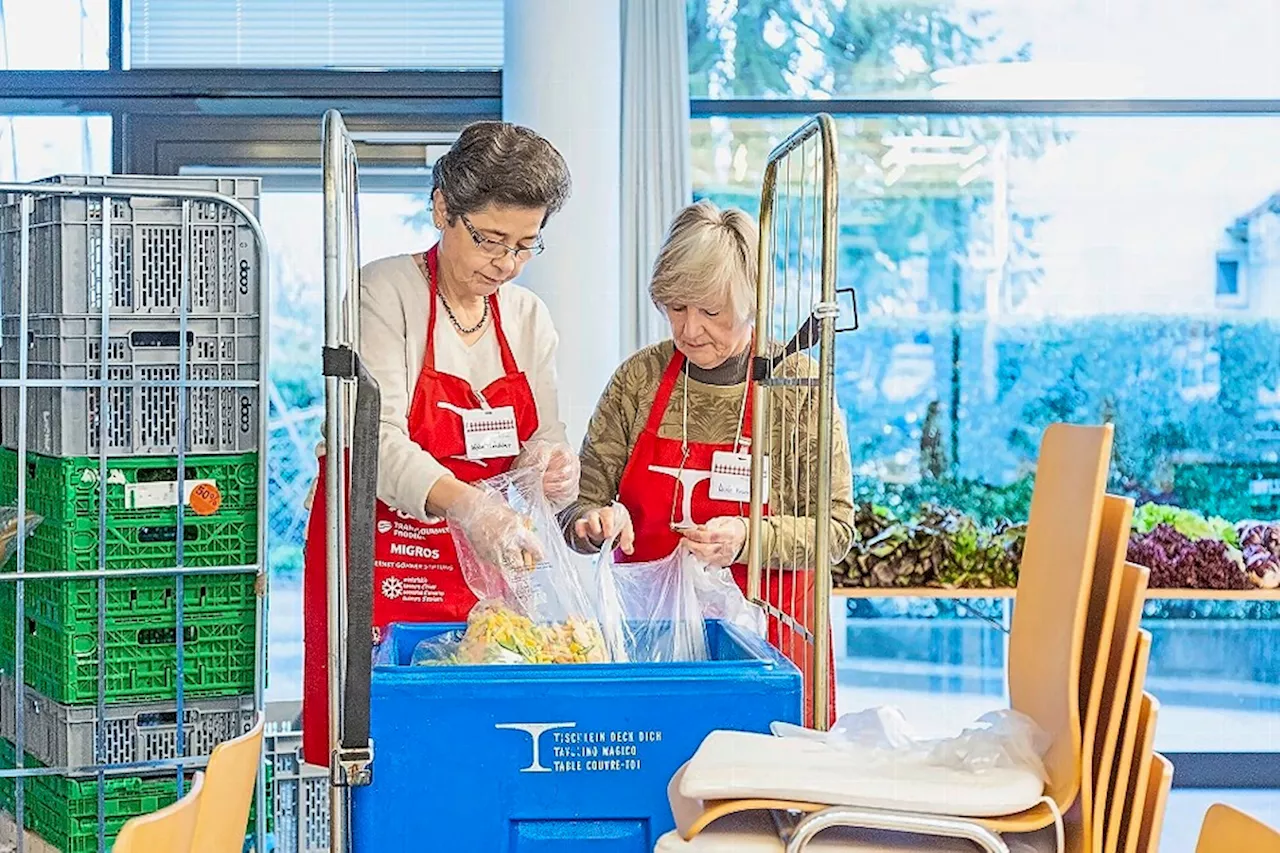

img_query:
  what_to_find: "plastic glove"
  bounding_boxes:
[680,516,748,567]
[445,486,545,574]
[517,441,581,510]
[574,501,635,555]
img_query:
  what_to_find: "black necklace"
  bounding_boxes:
[426,252,489,334]
[440,291,489,335]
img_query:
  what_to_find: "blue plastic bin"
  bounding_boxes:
[352,619,802,851]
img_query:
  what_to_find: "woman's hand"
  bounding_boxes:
[541,444,581,508]
[574,503,635,555]
[517,441,581,509]
[433,478,544,572]
[681,516,748,567]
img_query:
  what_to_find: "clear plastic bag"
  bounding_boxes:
[772,706,1051,783]
[440,467,610,665]
[449,465,595,623]
[0,507,43,567]
[689,563,767,640]
[435,466,764,667]
[593,544,766,664]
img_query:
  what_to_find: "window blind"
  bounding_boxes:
[128,0,503,69]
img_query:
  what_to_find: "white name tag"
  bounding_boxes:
[708,451,768,502]
[463,405,519,460]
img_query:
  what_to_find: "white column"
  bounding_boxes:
[504,0,622,446]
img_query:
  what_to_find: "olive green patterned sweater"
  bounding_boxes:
[561,340,855,568]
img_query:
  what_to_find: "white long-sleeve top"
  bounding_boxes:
[358,253,569,521]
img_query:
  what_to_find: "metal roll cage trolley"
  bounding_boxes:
[0,177,270,848]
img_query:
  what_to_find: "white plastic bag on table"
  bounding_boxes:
[771,707,1051,783]
[593,544,766,664]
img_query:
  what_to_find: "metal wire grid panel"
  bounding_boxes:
[320,109,362,853]
[746,114,849,731]
[0,178,270,853]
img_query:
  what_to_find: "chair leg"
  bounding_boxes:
[783,806,1011,853]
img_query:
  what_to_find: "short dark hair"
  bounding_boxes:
[432,121,571,224]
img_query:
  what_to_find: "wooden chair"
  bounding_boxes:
[1102,626,1153,853]
[1070,495,1134,853]
[191,713,265,853]
[1090,562,1149,852]
[1113,693,1159,853]
[1195,803,1280,853]
[1133,754,1172,853]
[112,771,204,853]
[667,424,1116,853]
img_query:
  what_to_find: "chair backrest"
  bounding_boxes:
[1104,628,1153,853]
[1008,422,1113,810]
[1116,692,1160,853]
[1090,561,1149,847]
[112,771,205,853]
[1136,754,1173,853]
[1196,804,1280,853]
[1075,494,1133,853]
[191,713,265,853]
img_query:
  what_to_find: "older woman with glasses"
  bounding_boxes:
[303,121,577,763]
[561,200,855,727]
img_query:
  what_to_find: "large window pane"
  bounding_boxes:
[688,0,1280,99]
[0,0,108,70]
[127,0,502,69]
[258,186,435,702]
[693,114,1280,752]
[0,115,111,180]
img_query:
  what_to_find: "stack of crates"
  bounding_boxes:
[262,702,330,853]
[0,175,265,852]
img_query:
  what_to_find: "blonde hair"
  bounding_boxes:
[649,200,759,324]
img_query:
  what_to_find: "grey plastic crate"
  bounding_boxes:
[260,704,329,853]
[0,174,262,318]
[0,676,256,768]
[0,314,260,456]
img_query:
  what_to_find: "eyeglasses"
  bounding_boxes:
[460,214,545,261]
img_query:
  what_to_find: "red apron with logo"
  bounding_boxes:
[301,246,539,766]
[614,351,836,728]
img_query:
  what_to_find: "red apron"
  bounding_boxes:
[301,246,539,766]
[614,351,836,728]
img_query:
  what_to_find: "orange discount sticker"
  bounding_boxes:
[189,482,223,516]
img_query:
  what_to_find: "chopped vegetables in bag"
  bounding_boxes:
[411,600,608,666]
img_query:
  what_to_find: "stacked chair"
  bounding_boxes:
[112,713,263,853]
[656,423,1177,852]
[1194,804,1280,853]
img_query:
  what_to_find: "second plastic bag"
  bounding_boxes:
[593,545,767,664]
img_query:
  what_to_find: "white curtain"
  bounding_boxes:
[620,0,691,353]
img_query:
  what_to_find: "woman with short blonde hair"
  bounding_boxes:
[562,199,854,726]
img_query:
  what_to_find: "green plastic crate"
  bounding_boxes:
[0,450,259,523]
[12,571,257,632]
[0,599,257,704]
[0,739,272,853]
[22,509,259,575]
[0,450,260,574]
